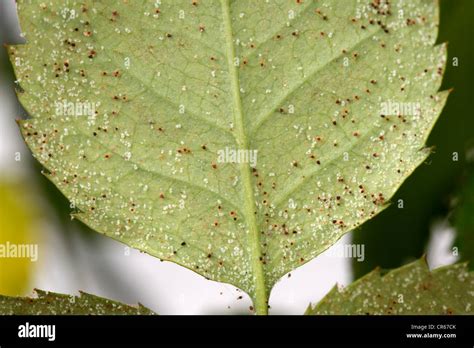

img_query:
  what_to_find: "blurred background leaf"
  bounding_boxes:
[452,164,474,269]
[0,179,37,295]
[353,0,474,277]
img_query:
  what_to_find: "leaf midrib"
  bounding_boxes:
[219,1,380,314]
[220,0,267,315]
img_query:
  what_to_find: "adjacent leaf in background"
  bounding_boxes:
[452,165,474,269]
[307,258,473,315]
[0,289,155,315]
[352,0,474,278]
[0,180,37,296]
[8,0,447,313]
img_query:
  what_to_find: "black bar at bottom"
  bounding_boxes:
[0,315,472,346]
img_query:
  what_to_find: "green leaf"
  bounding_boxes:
[452,166,474,269]
[306,258,474,315]
[352,0,474,279]
[0,289,155,315]
[8,0,447,314]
